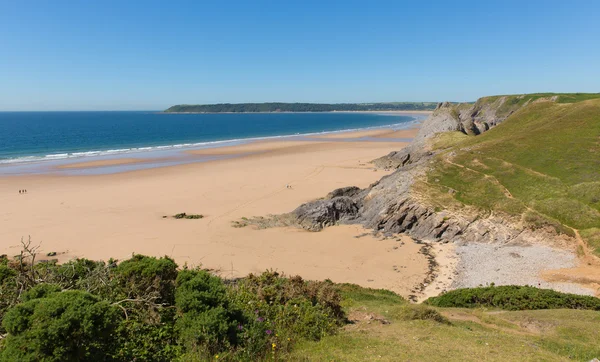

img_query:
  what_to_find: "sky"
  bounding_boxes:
[0,0,599,111]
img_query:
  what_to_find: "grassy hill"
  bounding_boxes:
[291,285,600,361]
[423,95,600,254]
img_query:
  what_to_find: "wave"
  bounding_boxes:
[0,118,421,165]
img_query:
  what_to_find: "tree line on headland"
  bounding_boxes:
[164,102,438,113]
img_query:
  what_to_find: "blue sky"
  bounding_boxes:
[1,0,599,110]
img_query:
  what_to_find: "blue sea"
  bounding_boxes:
[0,111,423,174]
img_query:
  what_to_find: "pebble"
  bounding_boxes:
[451,243,595,295]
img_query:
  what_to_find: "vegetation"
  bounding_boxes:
[164,102,438,113]
[173,212,204,219]
[2,288,121,361]
[0,244,344,361]
[425,285,600,311]
[1,242,600,361]
[423,96,600,250]
[292,284,600,361]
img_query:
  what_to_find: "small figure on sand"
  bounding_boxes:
[19,190,21,194]
[286,184,292,189]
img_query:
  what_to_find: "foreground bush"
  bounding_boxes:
[0,249,345,361]
[1,287,121,361]
[228,271,345,358]
[425,285,600,311]
[175,269,244,358]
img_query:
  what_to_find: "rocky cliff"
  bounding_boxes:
[290,95,578,246]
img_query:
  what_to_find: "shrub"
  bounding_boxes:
[1,290,121,361]
[174,213,204,219]
[115,255,178,310]
[425,285,600,311]
[0,250,346,361]
[394,304,450,324]
[114,318,181,362]
[50,258,107,289]
[228,271,345,357]
[175,270,243,357]
[20,283,62,302]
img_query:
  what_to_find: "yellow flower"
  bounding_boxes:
[215,355,219,359]
[272,343,277,349]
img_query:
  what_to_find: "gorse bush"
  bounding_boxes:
[0,249,345,361]
[2,288,122,361]
[425,285,600,311]
[175,269,243,358]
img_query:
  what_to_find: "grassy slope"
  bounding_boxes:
[290,286,600,361]
[425,96,600,252]
[290,95,600,360]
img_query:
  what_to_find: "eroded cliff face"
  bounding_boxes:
[372,96,529,170]
[291,97,571,246]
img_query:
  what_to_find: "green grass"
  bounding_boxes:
[431,131,470,150]
[289,285,600,361]
[424,96,600,234]
[580,228,600,256]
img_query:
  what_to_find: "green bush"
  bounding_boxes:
[0,254,345,361]
[175,270,242,356]
[425,285,600,311]
[115,255,178,308]
[394,304,450,324]
[113,318,181,362]
[20,283,62,302]
[1,290,121,361]
[228,271,345,357]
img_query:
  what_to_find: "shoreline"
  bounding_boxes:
[0,118,425,173]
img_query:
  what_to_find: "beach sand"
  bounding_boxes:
[0,128,428,296]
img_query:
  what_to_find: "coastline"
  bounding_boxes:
[0,116,425,172]
[161,110,434,115]
[0,127,430,297]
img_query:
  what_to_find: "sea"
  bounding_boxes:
[0,111,424,175]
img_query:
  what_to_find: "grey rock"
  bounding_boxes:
[326,186,362,199]
[293,196,359,231]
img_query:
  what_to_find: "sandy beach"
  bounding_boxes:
[0,127,429,296]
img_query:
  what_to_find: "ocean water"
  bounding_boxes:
[0,111,422,165]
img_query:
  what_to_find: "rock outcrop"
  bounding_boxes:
[372,97,521,170]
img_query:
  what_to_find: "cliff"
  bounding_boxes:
[291,93,600,250]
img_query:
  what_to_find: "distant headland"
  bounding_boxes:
[164,102,439,113]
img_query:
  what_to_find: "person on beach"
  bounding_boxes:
[19,190,21,194]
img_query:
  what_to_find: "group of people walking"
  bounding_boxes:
[18,189,28,194]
